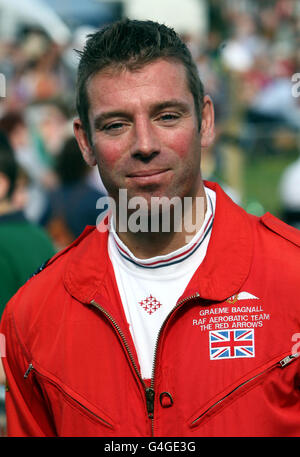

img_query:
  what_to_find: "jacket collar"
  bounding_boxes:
[63,181,254,305]
[185,181,253,301]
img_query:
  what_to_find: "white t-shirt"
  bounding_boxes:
[108,187,216,379]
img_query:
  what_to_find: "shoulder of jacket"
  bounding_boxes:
[259,212,300,247]
[4,226,97,321]
[27,226,96,282]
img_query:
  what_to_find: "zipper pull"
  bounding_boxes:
[279,353,299,368]
[145,387,155,419]
[24,363,34,379]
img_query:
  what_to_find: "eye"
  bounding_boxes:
[157,112,181,124]
[102,121,127,135]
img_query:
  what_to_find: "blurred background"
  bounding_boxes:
[0,0,299,435]
[0,0,300,241]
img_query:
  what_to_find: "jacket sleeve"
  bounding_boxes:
[0,301,56,437]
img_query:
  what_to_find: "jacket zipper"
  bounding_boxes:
[91,293,200,434]
[150,292,201,388]
[24,363,113,428]
[24,293,200,433]
[89,300,154,420]
[190,352,300,427]
[149,292,200,434]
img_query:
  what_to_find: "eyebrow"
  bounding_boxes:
[150,100,191,114]
[93,99,191,130]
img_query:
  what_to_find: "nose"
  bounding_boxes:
[131,117,160,161]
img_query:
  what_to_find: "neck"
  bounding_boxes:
[114,185,207,259]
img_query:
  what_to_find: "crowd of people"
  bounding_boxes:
[0,0,299,435]
[0,0,299,240]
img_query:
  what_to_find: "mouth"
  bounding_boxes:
[127,169,170,178]
[126,169,171,186]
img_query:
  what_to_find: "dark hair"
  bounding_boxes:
[56,136,89,184]
[0,111,25,136]
[75,18,204,142]
[0,130,18,198]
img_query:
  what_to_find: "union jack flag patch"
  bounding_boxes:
[209,329,255,360]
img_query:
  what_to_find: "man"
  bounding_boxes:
[0,19,300,437]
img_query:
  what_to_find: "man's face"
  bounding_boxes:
[74,59,214,206]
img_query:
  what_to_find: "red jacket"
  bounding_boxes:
[1,181,300,437]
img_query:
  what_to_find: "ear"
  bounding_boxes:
[200,95,215,148]
[73,118,97,167]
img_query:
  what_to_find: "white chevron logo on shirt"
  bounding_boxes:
[227,292,259,304]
